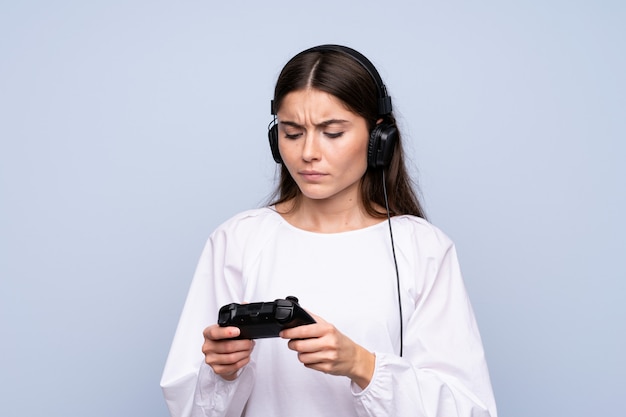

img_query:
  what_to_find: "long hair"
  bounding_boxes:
[268,47,426,219]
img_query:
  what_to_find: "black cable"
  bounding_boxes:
[382,170,403,357]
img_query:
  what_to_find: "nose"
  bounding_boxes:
[301,133,321,162]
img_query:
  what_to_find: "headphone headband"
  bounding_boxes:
[271,44,393,116]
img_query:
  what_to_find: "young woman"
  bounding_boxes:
[161,45,497,417]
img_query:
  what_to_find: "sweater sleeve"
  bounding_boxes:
[191,362,256,417]
[352,232,497,417]
[160,224,254,417]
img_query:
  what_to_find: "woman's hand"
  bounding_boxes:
[202,325,255,381]
[279,314,375,390]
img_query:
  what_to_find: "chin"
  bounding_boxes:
[299,189,350,202]
[296,183,359,203]
[300,192,332,201]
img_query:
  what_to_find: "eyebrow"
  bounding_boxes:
[279,119,350,129]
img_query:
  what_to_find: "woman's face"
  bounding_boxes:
[277,88,370,204]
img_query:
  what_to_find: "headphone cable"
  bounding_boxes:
[382,170,403,357]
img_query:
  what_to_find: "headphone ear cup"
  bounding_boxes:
[368,123,398,168]
[268,121,282,163]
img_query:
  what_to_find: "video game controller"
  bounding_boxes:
[217,296,316,339]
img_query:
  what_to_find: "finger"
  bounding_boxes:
[280,322,321,340]
[287,336,326,353]
[204,341,255,375]
[206,345,254,366]
[297,351,338,372]
[204,338,255,355]
[204,325,241,341]
[210,355,252,380]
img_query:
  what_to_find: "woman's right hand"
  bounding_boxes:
[202,324,255,381]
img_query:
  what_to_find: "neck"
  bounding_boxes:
[276,194,383,233]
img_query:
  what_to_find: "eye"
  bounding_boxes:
[281,126,303,139]
[284,132,302,140]
[324,132,344,139]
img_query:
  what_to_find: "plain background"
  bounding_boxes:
[1,1,624,416]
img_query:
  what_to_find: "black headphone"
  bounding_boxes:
[268,44,398,169]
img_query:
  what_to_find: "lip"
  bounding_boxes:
[298,170,328,181]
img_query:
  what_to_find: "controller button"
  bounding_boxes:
[275,307,292,321]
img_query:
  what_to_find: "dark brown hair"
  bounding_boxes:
[268,48,426,219]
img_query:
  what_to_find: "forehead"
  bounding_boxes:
[278,88,354,118]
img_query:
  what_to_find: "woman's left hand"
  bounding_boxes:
[279,313,375,390]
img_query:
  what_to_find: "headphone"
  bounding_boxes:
[268,44,398,169]
[268,45,405,356]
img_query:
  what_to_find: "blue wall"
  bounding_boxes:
[1,1,624,416]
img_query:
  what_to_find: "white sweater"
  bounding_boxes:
[161,207,497,417]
